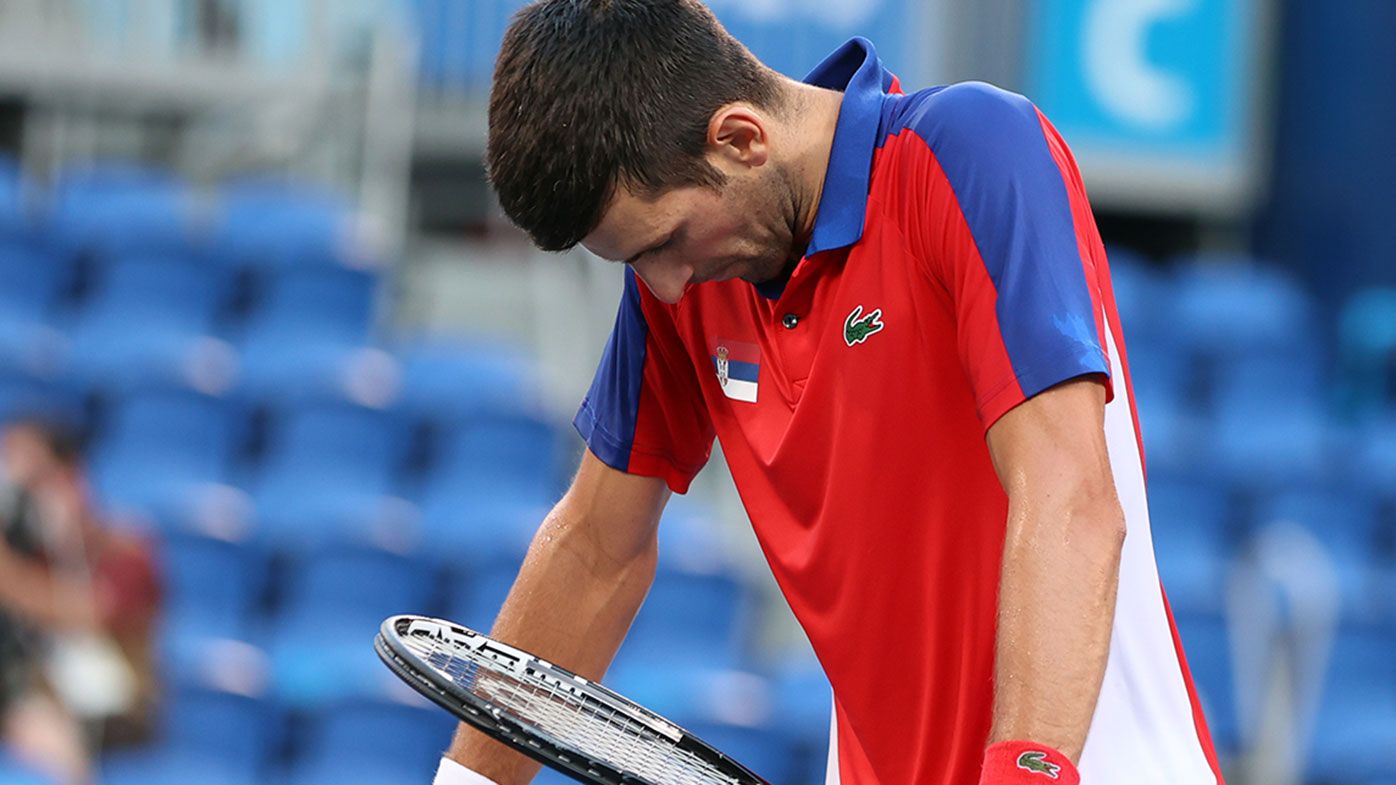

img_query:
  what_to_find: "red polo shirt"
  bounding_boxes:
[575,37,1222,785]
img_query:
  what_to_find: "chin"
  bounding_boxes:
[739,263,779,285]
[729,249,792,286]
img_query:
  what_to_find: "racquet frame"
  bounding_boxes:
[374,615,767,785]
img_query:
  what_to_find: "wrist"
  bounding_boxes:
[978,741,1079,785]
[434,757,502,785]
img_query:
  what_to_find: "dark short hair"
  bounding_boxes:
[487,0,781,251]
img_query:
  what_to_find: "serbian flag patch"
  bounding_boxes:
[710,339,759,403]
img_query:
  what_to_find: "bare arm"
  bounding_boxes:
[983,376,1126,762]
[445,449,672,784]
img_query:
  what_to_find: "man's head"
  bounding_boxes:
[488,0,814,303]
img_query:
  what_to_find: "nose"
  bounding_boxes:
[632,258,692,304]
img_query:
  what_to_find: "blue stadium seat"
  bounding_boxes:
[52,161,180,207]
[267,544,436,706]
[445,563,523,632]
[446,553,749,663]
[394,338,543,428]
[1252,486,1383,619]
[1167,256,1320,361]
[0,241,69,372]
[616,568,750,668]
[89,385,242,521]
[0,241,67,319]
[1166,258,1324,416]
[414,485,544,569]
[430,413,564,498]
[124,685,282,774]
[278,544,435,628]
[1307,625,1396,783]
[1209,351,1328,415]
[51,163,194,258]
[414,413,563,566]
[1136,394,1207,480]
[282,761,438,785]
[158,531,268,675]
[1129,338,1206,478]
[252,266,377,339]
[291,697,454,779]
[1126,337,1194,408]
[63,255,232,390]
[102,751,259,785]
[213,178,358,271]
[250,401,411,549]
[235,267,384,403]
[1172,612,1240,756]
[0,750,59,785]
[1148,475,1236,615]
[1206,398,1337,489]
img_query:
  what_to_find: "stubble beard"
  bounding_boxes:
[738,163,802,285]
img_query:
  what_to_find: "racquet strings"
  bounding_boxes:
[399,625,741,785]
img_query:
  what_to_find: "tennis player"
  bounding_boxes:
[434,1,1224,783]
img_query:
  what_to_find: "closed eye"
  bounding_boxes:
[626,235,673,266]
[625,223,686,266]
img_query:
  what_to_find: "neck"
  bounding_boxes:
[785,82,846,259]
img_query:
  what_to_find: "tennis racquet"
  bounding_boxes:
[374,615,770,785]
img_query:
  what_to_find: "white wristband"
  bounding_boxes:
[433,757,502,785]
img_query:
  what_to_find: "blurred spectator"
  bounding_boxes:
[0,418,161,784]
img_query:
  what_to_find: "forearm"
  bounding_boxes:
[445,506,659,783]
[988,496,1125,762]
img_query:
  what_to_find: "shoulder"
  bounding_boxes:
[885,81,1045,156]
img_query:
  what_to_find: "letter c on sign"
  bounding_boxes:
[1083,0,1198,131]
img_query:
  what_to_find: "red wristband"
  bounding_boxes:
[978,741,1080,785]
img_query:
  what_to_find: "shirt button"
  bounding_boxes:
[782,313,799,329]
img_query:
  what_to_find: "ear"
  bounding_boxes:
[705,103,770,171]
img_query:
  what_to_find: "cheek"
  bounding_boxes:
[685,217,745,256]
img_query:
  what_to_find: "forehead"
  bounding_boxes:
[582,186,708,261]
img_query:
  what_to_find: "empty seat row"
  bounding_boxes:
[0,163,368,272]
[1151,473,1396,620]
[1115,252,1396,420]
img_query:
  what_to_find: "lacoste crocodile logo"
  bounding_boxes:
[843,305,885,346]
[1016,751,1061,779]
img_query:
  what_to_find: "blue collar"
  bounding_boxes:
[753,38,893,300]
[802,37,895,257]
